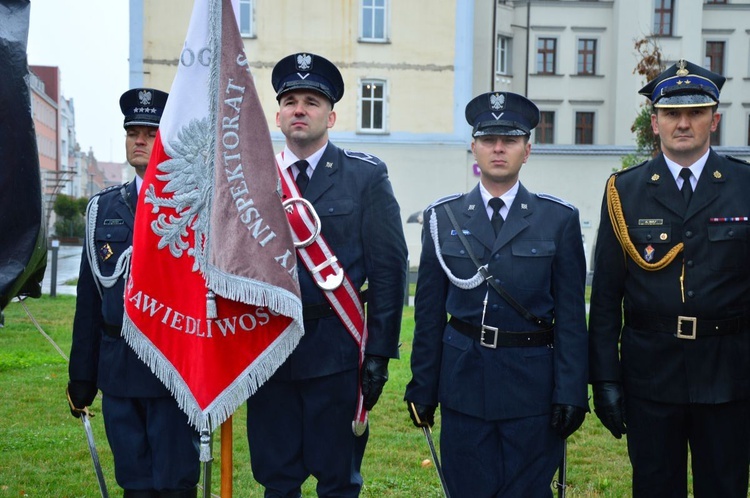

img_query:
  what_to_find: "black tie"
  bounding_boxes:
[489,197,504,236]
[679,168,693,206]
[295,160,310,196]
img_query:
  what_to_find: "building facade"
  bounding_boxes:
[130,0,750,268]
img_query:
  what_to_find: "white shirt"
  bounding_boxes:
[479,181,519,221]
[280,143,328,180]
[664,149,709,191]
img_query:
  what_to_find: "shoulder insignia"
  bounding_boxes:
[343,149,380,165]
[426,193,463,210]
[614,159,649,177]
[93,182,126,199]
[725,155,750,166]
[535,192,575,210]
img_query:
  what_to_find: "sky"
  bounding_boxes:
[27,0,129,163]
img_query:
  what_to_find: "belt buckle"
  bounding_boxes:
[676,316,697,340]
[283,197,322,248]
[480,324,498,349]
[310,256,344,291]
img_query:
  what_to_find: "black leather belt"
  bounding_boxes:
[625,311,749,340]
[448,317,553,348]
[303,289,368,322]
[104,323,121,338]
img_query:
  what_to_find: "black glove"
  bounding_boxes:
[66,380,97,418]
[407,401,436,428]
[361,355,389,411]
[592,381,627,439]
[550,404,587,439]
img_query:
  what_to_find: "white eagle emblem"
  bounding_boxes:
[144,118,212,271]
[490,93,505,110]
[138,90,153,105]
[296,53,312,71]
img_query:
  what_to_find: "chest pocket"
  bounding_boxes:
[510,239,555,290]
[95,225,130,264]
[627,226,672,245]
[318,198,355,245]
[439,233,486,281]
[708,224,748,272]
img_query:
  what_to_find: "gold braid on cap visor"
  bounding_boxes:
[606,175,683,271]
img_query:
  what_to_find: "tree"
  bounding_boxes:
[53,194,85,238]
[622,37,664,169]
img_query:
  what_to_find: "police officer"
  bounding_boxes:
[245,53,408,497]
[67,89,200,498]
[405,91,589,497]
[589,59,750,497]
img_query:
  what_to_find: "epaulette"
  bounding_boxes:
[426,193,463,211]
[535,192,575,210]
[613,159,648,177]
[726,155,750,166]
[93,182,126,199]
[343,149,380,165]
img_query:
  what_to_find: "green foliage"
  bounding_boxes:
[52,194,80,220]
[52,194,86,238]
[622,38,664,170]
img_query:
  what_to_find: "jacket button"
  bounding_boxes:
[685,231,693,238]
[531,248,537,254]
[687,290,695,298]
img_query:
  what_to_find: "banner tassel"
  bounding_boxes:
[206,290,217,319]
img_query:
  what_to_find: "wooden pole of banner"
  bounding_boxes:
[221,416,233,497]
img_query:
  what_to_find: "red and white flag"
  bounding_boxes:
[122,0,303,456]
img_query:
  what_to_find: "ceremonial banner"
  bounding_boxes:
[122,0,303,447]
[0,0,47,313]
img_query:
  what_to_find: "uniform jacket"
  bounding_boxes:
[589,150,750,404]
[69,181,170,397]
[405,183,588,420]
[274,142,408,380]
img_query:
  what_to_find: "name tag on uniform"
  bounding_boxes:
[638,219,663,226]
[104,219,125,226]
[450,230,471,236]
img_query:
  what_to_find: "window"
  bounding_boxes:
[705,41,725,75]
[239,0,254,37]
[361,0,387,41]
[537,38,557,74]
[577,39,597,75]
[654,0,674,36]
[711,113,721,146]
[359,80,386,132]
[575,112,594,144]
[535,111,555,144]
[497,36,511,75]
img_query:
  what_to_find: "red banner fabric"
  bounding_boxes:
[122,0,303,445]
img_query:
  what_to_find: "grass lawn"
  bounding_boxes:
[2,295,636,497]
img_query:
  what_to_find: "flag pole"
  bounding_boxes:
[221,416,233,497]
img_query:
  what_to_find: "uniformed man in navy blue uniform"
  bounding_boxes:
[405,92,589,497]
[245,53,407,497]
[67,89,200,498]
[590,60,750,497]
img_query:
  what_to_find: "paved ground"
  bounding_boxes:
[41,244,82,297]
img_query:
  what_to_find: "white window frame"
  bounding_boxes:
[360,0,389,42]
[358,79,388,134]
[239,0,255,38]
[496,35,512,75]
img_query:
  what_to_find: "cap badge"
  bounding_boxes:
[490,93,505,110]
[138,89,153,106]
[296,53,312,71]
[676,59,689,77]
